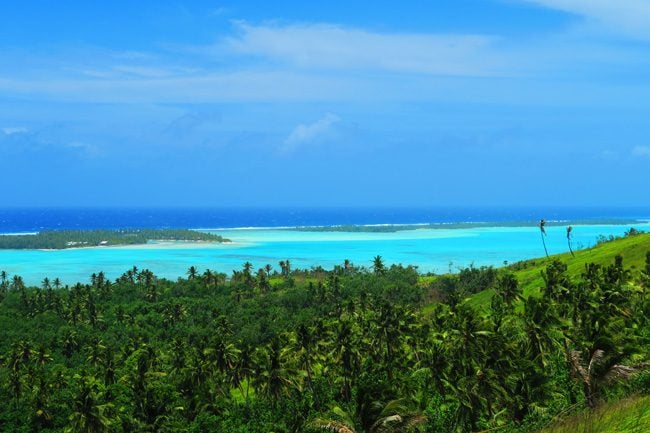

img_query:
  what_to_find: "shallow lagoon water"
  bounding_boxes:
[0,223,647,286]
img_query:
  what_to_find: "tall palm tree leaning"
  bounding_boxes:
[566,226,575,257]
[539,219,549,258]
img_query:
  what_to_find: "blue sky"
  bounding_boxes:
[1,0,649,207]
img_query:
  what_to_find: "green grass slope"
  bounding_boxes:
[537,395,650,433]
[468,232,650,307]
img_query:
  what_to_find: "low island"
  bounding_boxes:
[285,218,642,233]
[0,228,229,249]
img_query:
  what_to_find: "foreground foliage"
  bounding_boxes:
[0,235,648,432]
[539,395,650,433]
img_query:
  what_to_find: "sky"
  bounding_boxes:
[1,0,649,207]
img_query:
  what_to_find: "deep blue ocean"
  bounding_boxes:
[1,206,649,232]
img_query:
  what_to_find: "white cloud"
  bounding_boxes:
[111,65,177,78]
[2,19,650,106]
[632,145,650,157]
[2,127,28,135]
[65,141,103,157]
[281,113,340,152]
[521,0,650,38]
[225,22,502,76]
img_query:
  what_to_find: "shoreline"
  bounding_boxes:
[1,218,648,238]
[1,224,645,286]
[32,239,239,252]
[203,218,649,233]
[14,221,647,252]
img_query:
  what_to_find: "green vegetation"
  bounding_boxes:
[539,395,650,433]
[465,229,650,308]
[0,229,228,249]
[0,233,648,432]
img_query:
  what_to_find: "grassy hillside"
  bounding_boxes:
[467,232,650,307]
[538,395,650,433]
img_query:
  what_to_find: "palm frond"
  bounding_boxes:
[330,405,356,427]
[569,350,589,384]
[588,349,606,376]
[603,362,649,384]
[371,414,403,433]
[403,414,427,430]
[378,398,409,417]
[309,418,356,433]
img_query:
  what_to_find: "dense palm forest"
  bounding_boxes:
[0,238,648,432]
[0,229,228,250]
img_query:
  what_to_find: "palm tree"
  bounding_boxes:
[257,268,270,293]
[495,272,522,307]
[32,375,53,429]
[242,262,254,288]
[331,320,360,402]
[541,260,571,301]
[310,399,426,433]
[642,251,650,292]
[62,330,79,358]
[413,341,448,406]
[11,275,25,291]
[9,367,23,408]
[285,259,291,275]
[85,338,106,369]
[252,337,297,403]
[523,296,560,365]
[67,375,112,433]
[206,334,239,374]
[293,324,321,406]
[34,343,53,367]
[539,219,549,258]
[567,348,648,408]
[187,266,198,280]
[139,269,154,287]
[279,259,292,279]
[373,255,385,275]
[203,269,214,286]
[566,226,575,257]
[375,302,407,378]
[508,345,554,422]
[164,302,187,327]
[443,305,503,430]
[0,271,6,299]
[97,271,106,286]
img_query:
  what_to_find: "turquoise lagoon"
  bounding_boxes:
[1,223,648,286]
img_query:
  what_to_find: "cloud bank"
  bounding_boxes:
[522,0,650,39]
[225,22,501,76]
